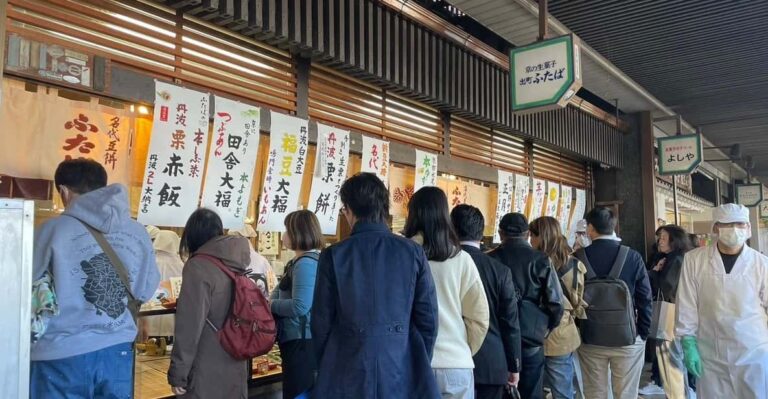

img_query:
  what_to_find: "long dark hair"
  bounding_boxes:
[658,224,693,254]
[529,216,571,269]
[180,208,224,258]
[403,186,460,262]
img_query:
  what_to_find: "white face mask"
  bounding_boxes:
[577,235,591,248]
[718,227,749,248]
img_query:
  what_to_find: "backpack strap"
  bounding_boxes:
[574,248,597,280]
[608,245,630,280]
[192,253,239,332]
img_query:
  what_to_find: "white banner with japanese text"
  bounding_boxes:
[558,186,573,235]
[0,78,131,184]
[414,150,438,192]
[568,189,587,246]
[514,173,530,214]
[256,112,309,232]
[494,171,515,243]
[438,177,468,211]
[138,81,209,227]
[200,96,261,229]
[308,124,350,235]
[544,181,560,217]
[361,136,390,187]
[529,178,547,220]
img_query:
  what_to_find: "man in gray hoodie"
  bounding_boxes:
[30,159,160,399]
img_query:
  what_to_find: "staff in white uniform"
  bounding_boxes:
[676,203,768,398]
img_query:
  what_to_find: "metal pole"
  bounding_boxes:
[538,0,548,41]
[672,116,683,225]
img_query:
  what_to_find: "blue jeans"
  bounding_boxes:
[544,353,575,399]
[30,342,134,399]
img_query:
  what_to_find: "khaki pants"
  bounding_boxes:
[656,339,689,399]
[577,336,646,399]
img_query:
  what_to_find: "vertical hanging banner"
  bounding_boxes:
[558,186,573,234]
[494,171,516,243]
[138,81,209,227]
[513,174,530,214]
[544,182,560,217]
[361,136,390,186]
[256,112,309,232]
[200,96,261,229]
[414,150,438,192]
[529,178,547,220]
[308,124,350,235]
[568,189,587,245]
[439,177,468,210]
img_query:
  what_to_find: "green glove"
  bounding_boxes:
[682,336,703,378]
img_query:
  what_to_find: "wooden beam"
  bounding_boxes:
[0,0,7,106]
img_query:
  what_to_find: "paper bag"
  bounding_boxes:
[649,300,676,341]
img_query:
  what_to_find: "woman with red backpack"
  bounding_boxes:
[168,209,251,399]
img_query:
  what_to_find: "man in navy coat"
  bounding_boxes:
[311,173,440,398]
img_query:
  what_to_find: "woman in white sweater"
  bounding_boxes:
[405,186,490,399]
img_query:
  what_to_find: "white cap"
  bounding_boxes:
[713,203,750,224]
[153,230,180,254]
[576,219,588,233]
[228,224,258,238]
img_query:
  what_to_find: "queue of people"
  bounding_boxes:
[28,159,768,399]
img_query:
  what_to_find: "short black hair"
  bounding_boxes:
[450,204,485,242]
[54,159,107,194]
[180,208,224,258]
[339,173,389,223]
[586,207,616,235]
[403,186,460,262]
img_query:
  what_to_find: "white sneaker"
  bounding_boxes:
[638,383,665,396]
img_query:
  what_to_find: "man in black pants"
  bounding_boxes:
[489,213,564,399]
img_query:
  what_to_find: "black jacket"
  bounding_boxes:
[462,245,522,385]
[489,238,564,348]
[649,250,685,303]
[584,239,653,340]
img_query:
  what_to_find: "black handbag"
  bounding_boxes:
[504,385,522,399]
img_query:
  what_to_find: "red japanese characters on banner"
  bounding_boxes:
[361,136,390,187]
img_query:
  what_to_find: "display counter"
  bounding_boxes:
[134,308,282,399]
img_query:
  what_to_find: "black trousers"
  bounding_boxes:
[476,384,505,399]
[519,345,545,399]
[278,339,316,399]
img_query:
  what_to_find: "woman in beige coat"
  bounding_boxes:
[168,209,251,399]
[530,217,587,399]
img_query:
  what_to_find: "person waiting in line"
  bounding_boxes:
[168,209,250,399]
[451,204,522,399]
[404,187,490,399]
[270,210,323,399]
[572,219,590,251]
[676,204,768,399]
[30,159,160,399]
[311,173,440,398]
[529,217,587,399]
[228,224,277,294]
[489,213,564,399]
[141,230,184,343]
[574,207,652,399]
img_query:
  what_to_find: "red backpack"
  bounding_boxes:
[194,254,276,360]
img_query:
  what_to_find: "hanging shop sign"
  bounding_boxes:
[0,79,131,184]
[657,134,703,175]
[200,96,261,229]
[308,124,350,235]
[361,136,390,186]
[514,174,530,214]
[529,178,547,220]
[510,34,582,113]
[544,182,560,217]
[138,81,209,227]
[568,189,587,246]
[494,171,515,243]
[256,112,309,232]
[414,150,438,192]
[444,178,468,210]
[5,34,93,89]
[736,183,763,207]
[558,186,573,234]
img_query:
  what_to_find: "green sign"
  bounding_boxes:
[510,34,582,113]
[657,134,702,175]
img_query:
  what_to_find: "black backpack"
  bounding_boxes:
[574,246,636,347]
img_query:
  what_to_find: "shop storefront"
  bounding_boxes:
[2,0,623,397]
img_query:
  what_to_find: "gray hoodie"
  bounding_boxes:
[31,184,160,361]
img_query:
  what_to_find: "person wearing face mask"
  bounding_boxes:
[572,220,591,251]
[676,203,768,399]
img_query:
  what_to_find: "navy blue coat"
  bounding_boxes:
[311,222,440,399]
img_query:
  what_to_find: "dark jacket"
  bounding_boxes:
[463,244,522,385]
[311,222,440,399]
[649,250,685,303]
[584,238,653,340]
[489,238,564,348]
[168,236,250,399]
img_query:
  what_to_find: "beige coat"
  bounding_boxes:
[544,257,587,357]
[168,236,250,399]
